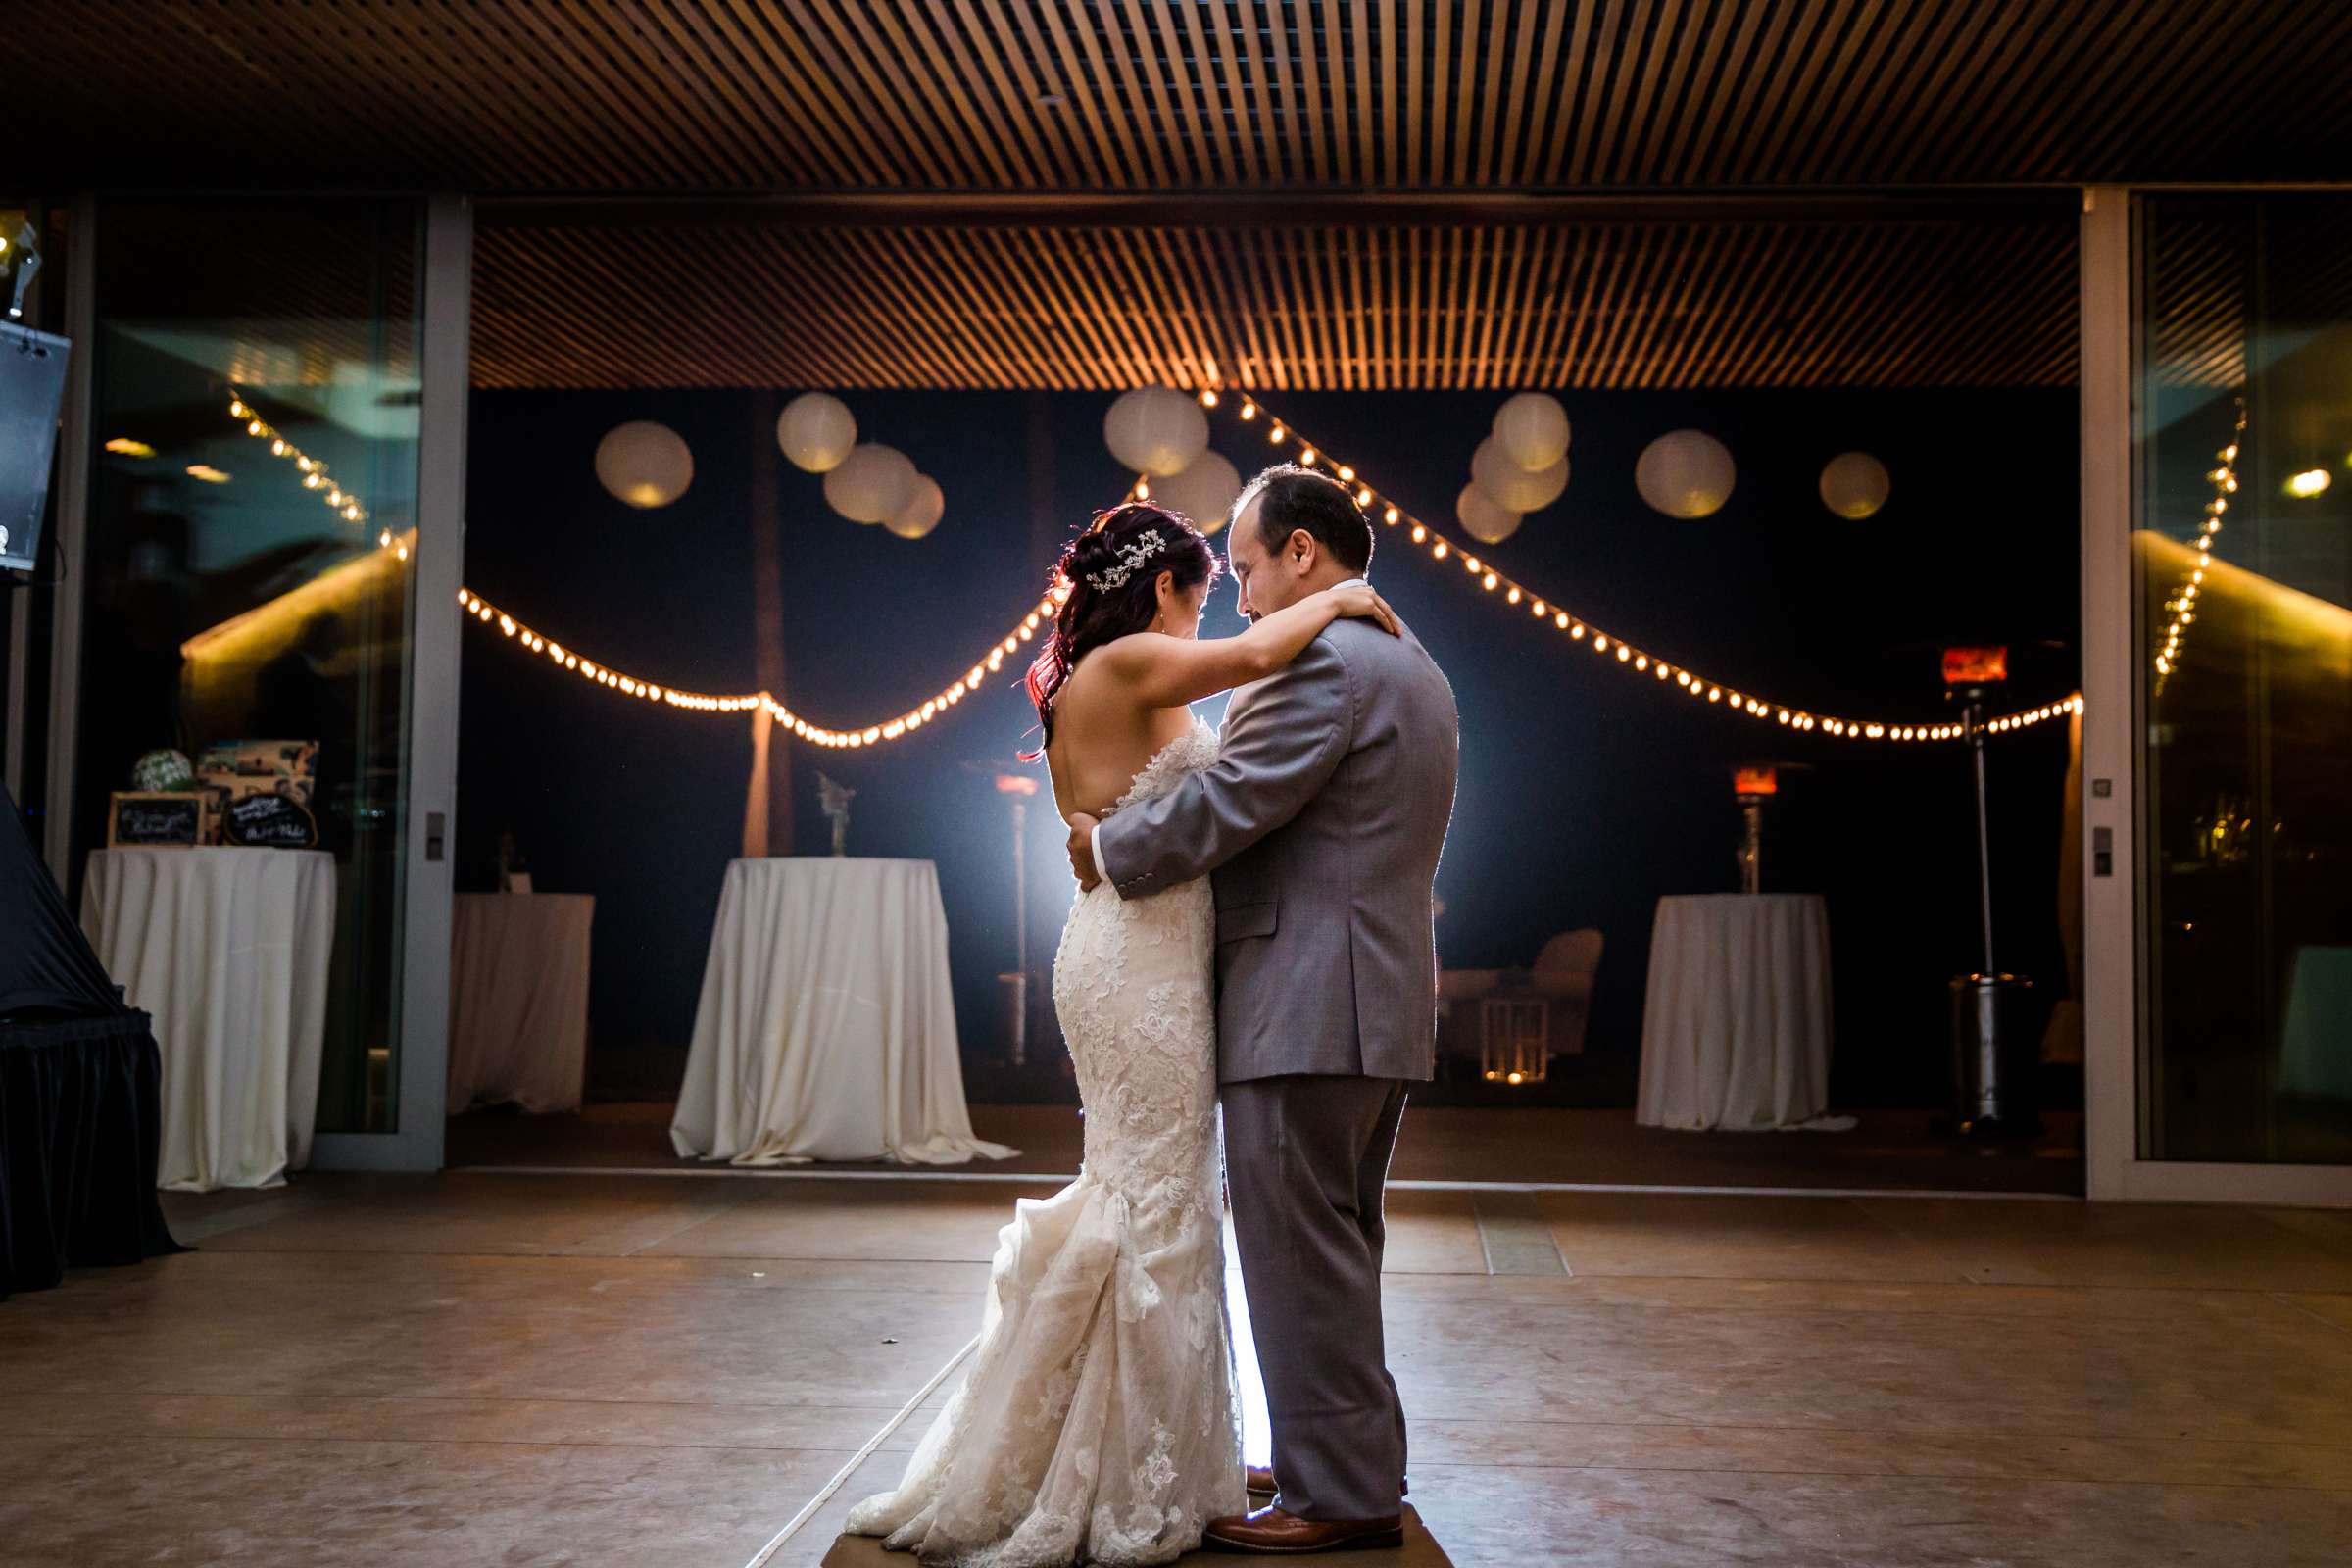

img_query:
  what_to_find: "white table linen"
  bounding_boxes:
[1638,893,1834,1131]
[80,847,335,1191]
[448,893,595,1114]
[670,858,1013,1165]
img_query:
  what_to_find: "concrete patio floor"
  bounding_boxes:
[3,1170,2348,1565]
[447,1101,2088,1196]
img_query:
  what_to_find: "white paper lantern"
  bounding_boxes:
[1151,450,1243,534]
[1456,482,1523,545]
[1819,451,1891,519]
[1635,429,1737,519]
[1493,392,1571,471]
[1103,387,1210,477]
[823,443,918,524]
[883,474,945,539]
[594,421,694,509]
[777,392,857,473]
[1471,436,1570,514]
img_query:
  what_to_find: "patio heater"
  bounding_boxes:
[1944,646,2040,1138]
[1733,764,1779,894]
[994,773,1039,1066]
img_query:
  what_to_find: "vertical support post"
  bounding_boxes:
[747,390,792,855]
[397,193,471,1169]
[741,705,772,859]
[2079,185,2137,1200]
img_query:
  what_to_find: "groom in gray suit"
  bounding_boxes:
[1068,465,1459,1553]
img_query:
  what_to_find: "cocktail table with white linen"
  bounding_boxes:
[448,892,595,1113]
[79,846,335,1191]
[1637,892,1835,1131]
[670,858,1012,1165]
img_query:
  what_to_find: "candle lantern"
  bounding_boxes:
[1478,1000,1549,1087]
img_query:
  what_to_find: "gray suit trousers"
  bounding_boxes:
[1223,1074,1410,1522]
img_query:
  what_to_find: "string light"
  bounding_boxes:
[227,389,370,529]
[2154,396,2243,693]
[1209,391,2082,743]
[454,581,1071,750]
[223,389,1060,753]
[446,383,2076,753]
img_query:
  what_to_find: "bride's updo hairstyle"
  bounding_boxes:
[1024,501,1221,754]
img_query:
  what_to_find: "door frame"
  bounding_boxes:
[308,194,468,1174]
[2079,184,2352,1206]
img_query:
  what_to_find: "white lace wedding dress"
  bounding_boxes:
[846,720,1247,1564]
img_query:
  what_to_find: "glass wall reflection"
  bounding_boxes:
[2136,193,2352,1163]
[78,202,423,1135]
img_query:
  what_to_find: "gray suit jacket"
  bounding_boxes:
[1095,616,1459,1083]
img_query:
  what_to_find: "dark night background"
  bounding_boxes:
[459,386,2082,1110]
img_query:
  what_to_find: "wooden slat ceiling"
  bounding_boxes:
[2144,198,2352,393]
[93,203,421,386]
[472,213,2083,390]
[2149,219,2250,392]
[23,3,2343,392]
[13,1,2352,191]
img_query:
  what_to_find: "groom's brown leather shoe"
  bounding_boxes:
[1204,1505,1404,1553]
[1245,1466,1408,1501]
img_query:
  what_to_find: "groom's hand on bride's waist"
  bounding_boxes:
[1066,812,1102,890]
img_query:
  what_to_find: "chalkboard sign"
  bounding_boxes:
[223,792,318,849]
[108,792,208,847]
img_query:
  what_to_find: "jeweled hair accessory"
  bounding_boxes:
[1085,527,1166,592]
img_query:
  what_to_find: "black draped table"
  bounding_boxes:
[1,1011,183,1299]
[1,783,182,1300]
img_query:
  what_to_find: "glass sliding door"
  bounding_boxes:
[2134,193,2352,1169]
[76,201,427,1138]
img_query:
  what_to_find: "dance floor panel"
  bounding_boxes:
[1,1172,2344,1565]
[446,1101,2087,1196]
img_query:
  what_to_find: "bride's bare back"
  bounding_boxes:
[1045,658,1200,820]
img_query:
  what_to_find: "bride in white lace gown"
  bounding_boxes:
[846,503,1399,1565]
